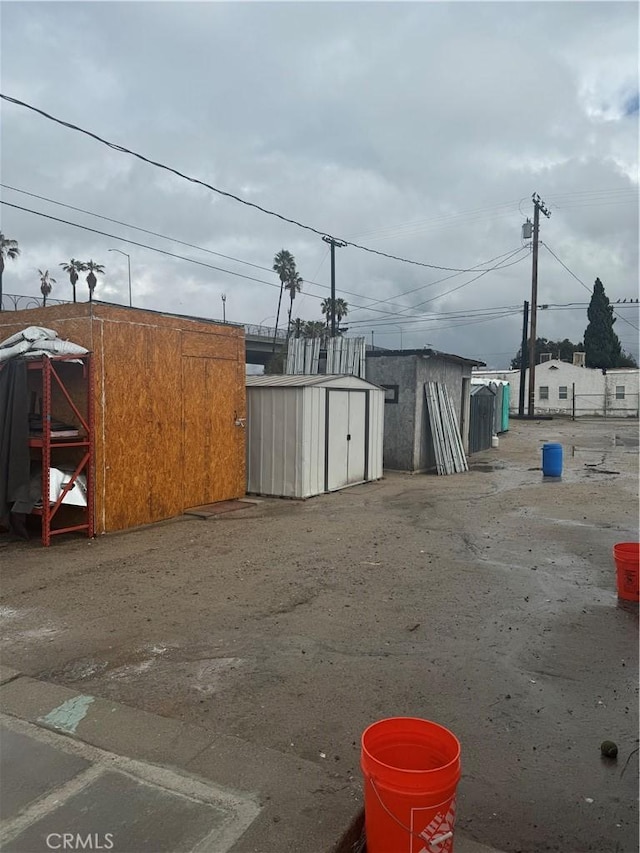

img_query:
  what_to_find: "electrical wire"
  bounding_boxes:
[541,242,639,331]
[0,93,539,274]
[0,191,536,322]
[349,249,530,324]
[0,184,533,315]
[357,301,637,333]
[346,188,637,243]
[348,246,525,316]
[0,200,309,296]
[367,309,522,336]
[4,198,484,319]
[350,305,522,330]
[1,182,281,276]
[0,182,375,305]
[346,201,522,241]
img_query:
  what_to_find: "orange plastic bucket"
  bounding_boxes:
[361,717,461,853]
[614,542,640,602]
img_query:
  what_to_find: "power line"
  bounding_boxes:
[2,199,464,319]
[0,184,534,316]
[545,187,638,201]
[347,188,637,242]
[541,242,639,332]
[349,247,525,315]
[346,201,522,241]
[0,182,375,305]
[362,305,523,326]
[404,250,529,313]
[349,249,530,325]
[0,92,534,275]
[350,301,597,331]
[0,200,308,296]
[1,183,280,276]
[0,183,368,305]
[365,310,522,337]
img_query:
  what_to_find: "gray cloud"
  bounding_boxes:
[1,1,638,365]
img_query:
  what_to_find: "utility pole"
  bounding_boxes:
[321,235,347,337]
[518,300,529,417]
[527,193,551,416]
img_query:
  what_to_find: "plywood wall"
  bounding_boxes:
[94,304,245,532]
[181,320,246,507]
[1,303,246,535]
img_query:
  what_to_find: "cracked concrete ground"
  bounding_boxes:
[1,418,638,852]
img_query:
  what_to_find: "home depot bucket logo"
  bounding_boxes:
[412,798,456,853]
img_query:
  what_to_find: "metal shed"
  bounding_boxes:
[469,384,496,454]
[246,374,384,498]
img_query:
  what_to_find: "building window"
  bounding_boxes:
[558,386,568,400]
[616,386,625,400]
[539,386,549,400]
[381,384,399,404]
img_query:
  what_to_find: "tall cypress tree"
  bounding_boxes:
[584,278,622,368]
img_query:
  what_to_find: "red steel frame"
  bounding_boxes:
[26,355,95,546]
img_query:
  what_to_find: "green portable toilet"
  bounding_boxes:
[501,382,510,432]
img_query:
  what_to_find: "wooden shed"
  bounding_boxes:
[0,302,246,533]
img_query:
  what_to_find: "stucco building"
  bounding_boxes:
[473,359,639,417]
[365,349,483,471]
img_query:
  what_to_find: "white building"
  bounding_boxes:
[473,359,639,418]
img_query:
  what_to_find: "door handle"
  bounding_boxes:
[347,434,351,441]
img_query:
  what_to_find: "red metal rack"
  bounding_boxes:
[26,355,95,546]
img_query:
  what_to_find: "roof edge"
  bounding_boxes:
[366,347,485,367]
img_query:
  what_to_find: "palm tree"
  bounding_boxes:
[286,272,303,336]
[0,232,20,312]
[291,317,306,338]
[60,259,87,303]
[321,297,349,333]
[272,249,296,352]
[83,260,105,301]
[38,269,56,306]
[302,320,327,340]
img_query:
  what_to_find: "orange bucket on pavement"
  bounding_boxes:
[614,543,640,602]
[361,717,461,853]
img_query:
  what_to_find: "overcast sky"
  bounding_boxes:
[1,0,638,366]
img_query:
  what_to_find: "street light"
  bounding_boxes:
[107,249,132,307]
[221,293,227,323]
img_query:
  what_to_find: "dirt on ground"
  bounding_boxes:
[1,418,638,853]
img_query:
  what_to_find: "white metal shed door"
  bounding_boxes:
[326,390,367,491]
[346,391,366,484]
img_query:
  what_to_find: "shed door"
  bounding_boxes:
[346,391,366,484]
[326,390,367,491]
[183,357,241,506]
[469,392,494,454]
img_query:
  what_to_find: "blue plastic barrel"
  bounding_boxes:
[542,443,563,477]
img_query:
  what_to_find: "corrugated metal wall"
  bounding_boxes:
[246,379,384,498]
[469,386,495,454]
